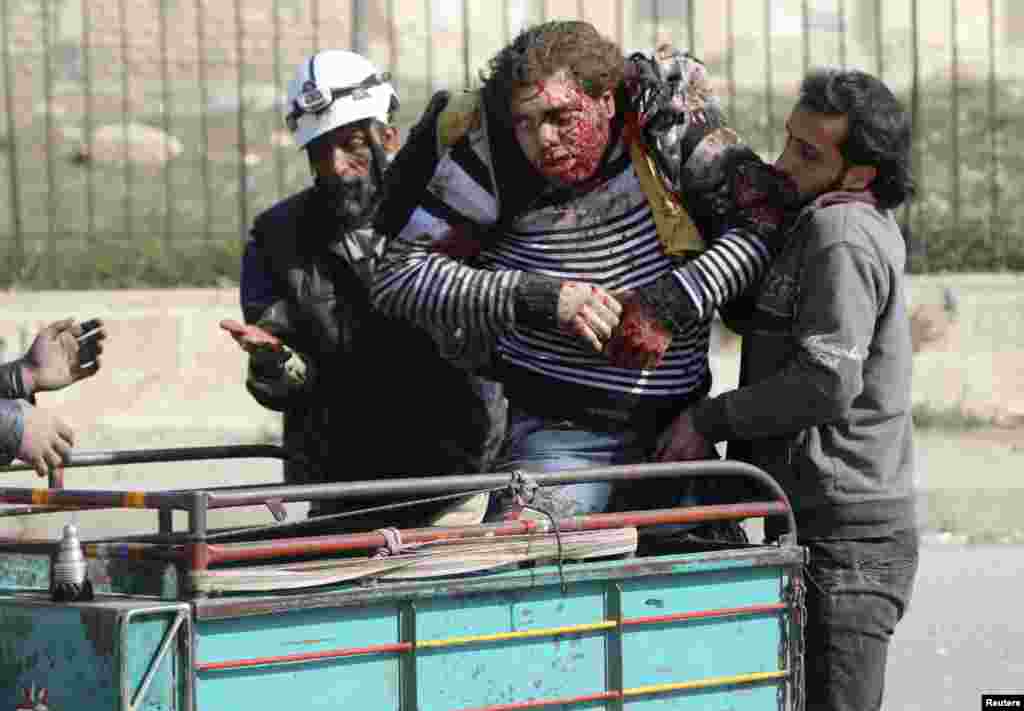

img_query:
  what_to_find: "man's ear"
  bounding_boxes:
[378,125,401,154]
[841,164,877,192]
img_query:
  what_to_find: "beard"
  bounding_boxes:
[313,172,379,230]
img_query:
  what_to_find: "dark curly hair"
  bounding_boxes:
[797,68,916,210]
[481,20,624,125]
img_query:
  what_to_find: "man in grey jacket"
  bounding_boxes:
[656,69,918,711]
[0,319,105,476]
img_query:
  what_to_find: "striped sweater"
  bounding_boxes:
[372,92,773,423]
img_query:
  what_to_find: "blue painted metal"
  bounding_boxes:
[0,599,189,711]
[196,603,402,709]
[0,553,179,599]
[0,452,805,710]
[187,549,802,711]
[416,583,609,709]
[0,546,802,710]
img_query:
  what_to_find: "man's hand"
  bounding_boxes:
[219,319,283,354]
[20,318,106,395]
[556,282,622,353]
[605,290,674,369]
[16,401,74,478]
[654,409,717,462]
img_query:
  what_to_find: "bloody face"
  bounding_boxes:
[509,70,616,186]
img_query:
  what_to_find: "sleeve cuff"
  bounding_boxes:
[690,395,736,443]
[0,361,33,402]
[514,273,562,330]
[0,399,25,462]
[635,272,700,330]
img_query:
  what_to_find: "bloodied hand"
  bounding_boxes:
[556,282,622,353]
[219,319,282,354]
[604,291,674,369]
[510,69,616,186]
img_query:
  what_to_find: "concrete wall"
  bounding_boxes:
[1,273,1021,539]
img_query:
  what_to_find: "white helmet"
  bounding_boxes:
[284,50,398,150]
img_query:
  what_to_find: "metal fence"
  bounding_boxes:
[0,0,1020,287]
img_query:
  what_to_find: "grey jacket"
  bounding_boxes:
[693,193,916,540]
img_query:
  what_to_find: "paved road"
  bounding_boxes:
[883,545,1024,710]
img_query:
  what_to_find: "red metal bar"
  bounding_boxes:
[205,502,788,566]
[622,602,787,627]
[458,690,621,711]
[189,542,210,573]
[195,641,413,672]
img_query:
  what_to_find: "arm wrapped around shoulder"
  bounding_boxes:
[717,147,800,251]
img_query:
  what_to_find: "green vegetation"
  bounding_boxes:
[911,402,999,431]
[1,78,1022,289]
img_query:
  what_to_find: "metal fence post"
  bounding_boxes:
[801,0,810,74]
[235,0,249,244]
[159,0,174,253]
[687,0,696,55]
[1,0,25,277]
[838,0,847,67]
[352,0,369,55]
[764,0,775,154]
[874,0,884,79]
[42,0,58,285]
[987,0,1000,255]
[118,0,133,244]
[950,0,961,248]
[462,0,471,90]
[273,0,285,201]
[82,0,96,251]
[908,0,923,266]
[195,0,212,243]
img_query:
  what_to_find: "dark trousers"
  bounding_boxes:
[801,528,919,711]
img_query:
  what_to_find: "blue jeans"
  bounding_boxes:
[801,528,919,711]
[486,408,655,520]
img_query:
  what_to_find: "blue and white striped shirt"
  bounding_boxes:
[372,105,770,406]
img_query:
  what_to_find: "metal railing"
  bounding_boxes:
[0,0,1019,287]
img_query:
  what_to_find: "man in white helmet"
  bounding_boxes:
[221,50,506,528]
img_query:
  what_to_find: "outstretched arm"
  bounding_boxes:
[229,238,317,411]
[0,319,106,401]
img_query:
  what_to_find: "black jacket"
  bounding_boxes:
[242,187,506,494]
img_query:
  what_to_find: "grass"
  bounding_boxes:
[1,76,1023,289]
[911,402,999,431]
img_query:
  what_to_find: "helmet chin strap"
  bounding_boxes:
[311,127,389,231]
